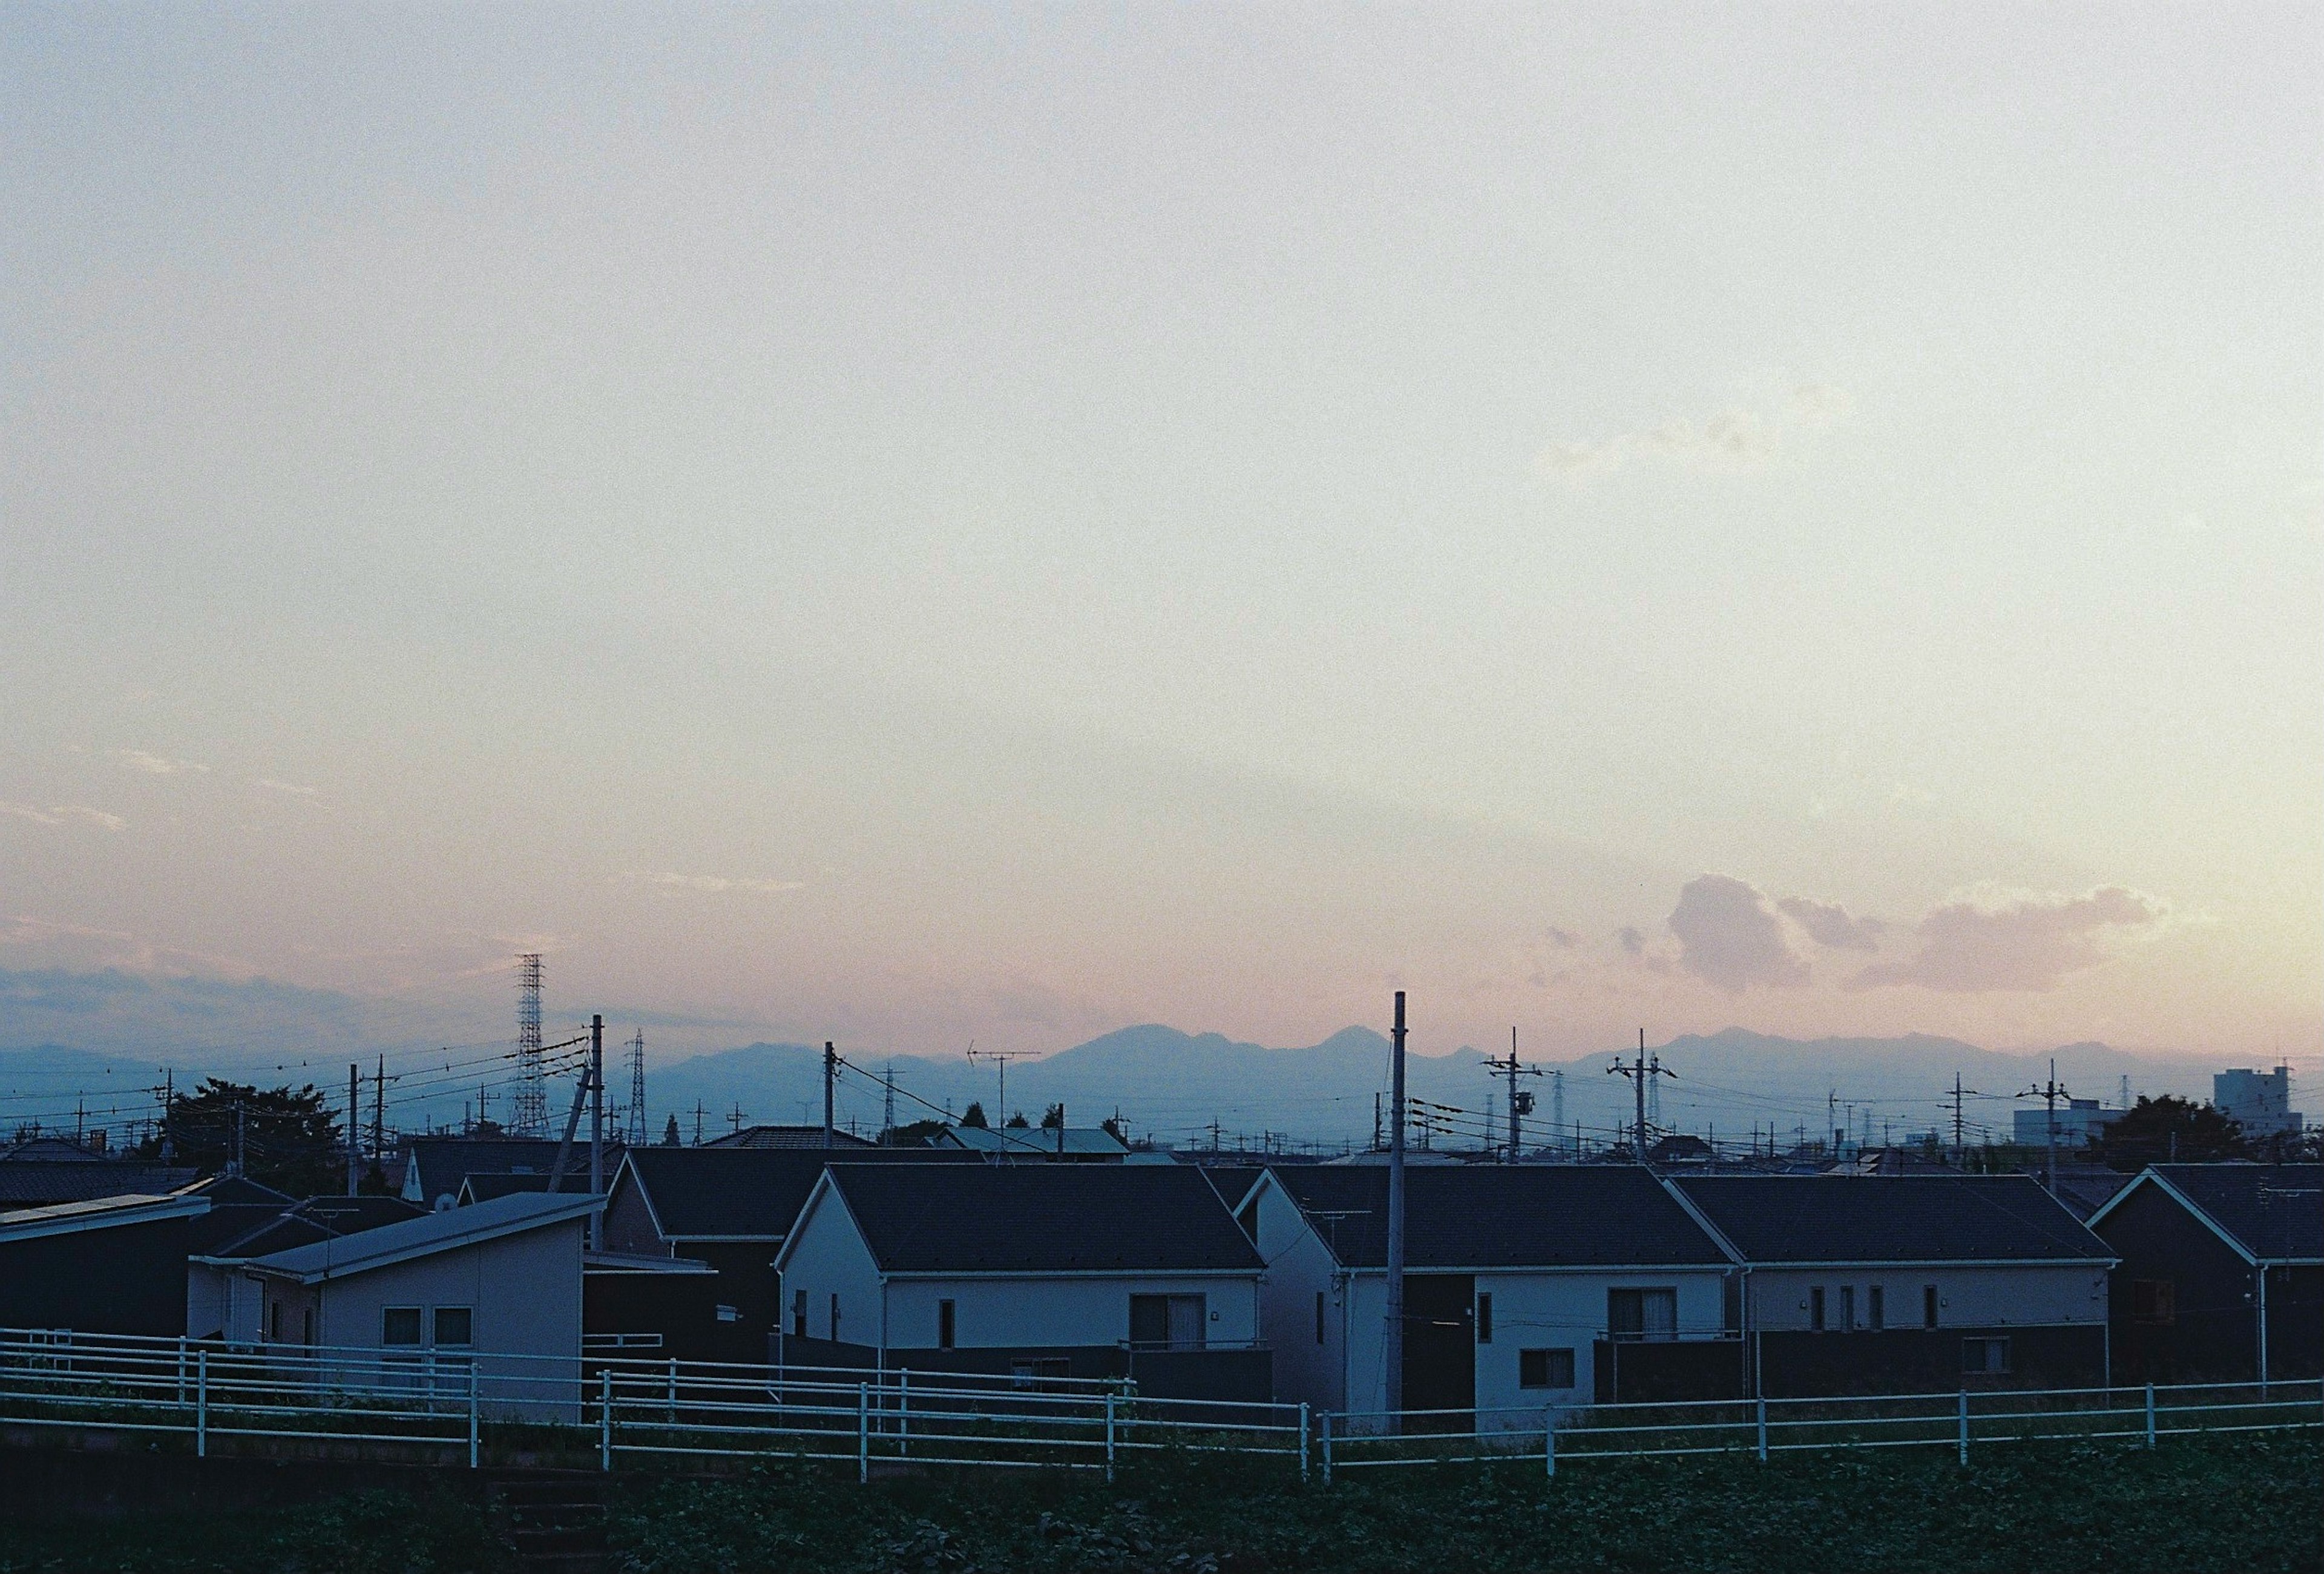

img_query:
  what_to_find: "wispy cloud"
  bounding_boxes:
[625,872,806,895]
[1777,895,1885,951]
[252,778,318,796]
[1849,886,2164,993]
[1,801,126,831]
[116,749,208,776]
[1538,384,1851,479]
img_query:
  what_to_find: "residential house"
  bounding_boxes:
[228,1191,602,1418]
[705,1125,876,1150]
[186,1191,423,1340]
[400,1137,622,1211]
[772,1163,1269,1401]
[931,1124,1131,1161]
[600,1148,980,1362]
[1244,1165,1737,1430]
[2087,1163,2322,1384]
[0,1192,211,1336]
[0,1136,196,1209]
[1667,1174,2116,1396]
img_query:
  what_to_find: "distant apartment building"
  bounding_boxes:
[2011,1099,2118,1148]
[2213,1067,2303,1141]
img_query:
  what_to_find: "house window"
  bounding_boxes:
[1839,1286,1856,1331]
[1011,1357,1071,1390]
[1923,1285,1938,1329]
[715,1305,740,1323]
[1237,1200,1260,1240]
[269,1300,283,1342]
[1809,1286,1827,1332]
[1962,1336,2011,1375]
[1476,1292,1494,1344]
[382,1306,422,1346]
[793,1289,807,1339]
[829,1293,841,1343]
[435,1306,473,1347]
[1608,1287,1677,1342]
[1129,1294,1207,1350]
[1315,1290,1327,1346]
[2130,1280,2176,1326]
[938,1299,956,1350]
[1519,1348,1577,1390]
[1868,1286,1885,1332]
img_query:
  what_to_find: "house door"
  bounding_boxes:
[1402,1274,1475,1429]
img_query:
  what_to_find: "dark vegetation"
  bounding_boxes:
[132,1079,346,1195]
[1,1433,2313,1573]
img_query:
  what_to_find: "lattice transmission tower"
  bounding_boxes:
[513,953,547,1135]
[626,1030,647,1146]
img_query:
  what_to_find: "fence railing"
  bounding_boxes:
[2,1326,2316,1483]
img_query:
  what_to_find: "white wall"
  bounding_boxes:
[775,1182,883,1342]
[1252,1180,1345,1412]
[1747,1265,2108,1332]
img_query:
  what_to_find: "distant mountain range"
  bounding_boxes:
[1,1024,2246,1153]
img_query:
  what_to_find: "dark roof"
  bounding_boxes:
[181,1175,294,1206]
[2047,1168,2134,1222]
[2147,1165,2322,1263]
[0,1162,200,1208]
[206,1196,425,1259]
[1672,1174,2112,1264]
[405,1138,621,1197]
[621,1147,981,1240]
[461,1173,553,1201]
[1273,1165,1729,1269]
[705,1125,876,1150]
[819,1164,1265,1274]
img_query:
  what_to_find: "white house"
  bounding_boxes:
[772,1163,1269,1401]
[1242,1164,1737,1431]
[228,1190,602,1418]
[1666,1173,2116,1396]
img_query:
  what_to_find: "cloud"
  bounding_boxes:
[1669,875,1810,992]
[626,871,806,895]
[116,749,208,775]
[1777,895,1885,951]
[1545,926,1581,950]
[1616,926,1647,956]
[1849,886,2164,993]
[1,801,125,831]
[252,778,318,796]
[1538,384,1851,479]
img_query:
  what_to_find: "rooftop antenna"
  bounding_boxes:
[513,954,547,1136]
[967,1043,1038,1125]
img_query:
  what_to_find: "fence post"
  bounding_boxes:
[1756,1396,1768,1463]
[468,1360,481,1469]
[195,1348,208,1458]
[2144,1383,2156,1449]
[667,1357,678,1424]
[1298,1402,1310,1483]
[600,1369,613,1471]
[857,1382,870,1483]
[1105,1392,1117,1482]
[176,1335,188,1406]
[900,1369,910,1458]
[1956,1390,1969,1466]
[1319,1411,1333,1486]
[1544,1418,1556,1479]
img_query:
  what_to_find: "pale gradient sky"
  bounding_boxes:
[4,4,2319,1071]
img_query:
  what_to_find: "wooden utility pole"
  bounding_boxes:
[1384,990,1408,1429]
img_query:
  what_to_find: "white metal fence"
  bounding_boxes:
[1,1328,2315,1484]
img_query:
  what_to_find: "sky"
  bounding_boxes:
[3,4,2319,1084]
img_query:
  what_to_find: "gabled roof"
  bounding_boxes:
[616,1147,980,1242]
[240,1191,601,1284]
[459,1172,553,1202]
[799,1164,1265,1275]
[2088,1164,2322,1265]
[0,1191,210,1244]
[704,1125,876,1150]
[201,1196,425,1260]
[1669,1174,2113,1265]
[1270,1165,1729,1269]
[934,1125,1130,1157]
[180,1175,294,1207]
[0,1162,200,1208]
[403,1138,621,1199]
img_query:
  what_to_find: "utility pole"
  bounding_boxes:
[373,1055,386,1171]
[1483,1027,1543,1162]
[588,1015,605,1247]
[1608,1029,1674,1157]
[1384,990,1408,1429]
[1551,1069,1565,1157]
[347,1064,360,1196]
[2020,1059,2070,1194]
[231,1099,245,1179]
[822,1041,837,1150]
[1827,1088,1840,1154]
[160,1069,174,1162]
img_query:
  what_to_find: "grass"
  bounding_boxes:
[0,1432,2313,1573]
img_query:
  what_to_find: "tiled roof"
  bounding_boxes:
[819,1163,1265,1274]
[620,1147,980,1240]
[0,1162,199,1208]
[2147,1164,2322,1263]
[1671,1174,2112,1264]
[704,1125,877,1150]
[1274,1165,1730,1269]
[935,1125,1130,1157]
[404,1138,623,1197]
[0,1191,208,1242]
[205,1196,425,1259]
[241,1191,600,1283]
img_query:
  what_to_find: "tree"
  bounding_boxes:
[887,1119,948,1148]
[142,1079,343,1195]
[662,1114,681,1147]
[1039,1103,1066,1130]
[1003,1110,1030,1129]
[959,1102,989,1130]
[1100,1115,1127,1145]
[2094,1095,2248,1172]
